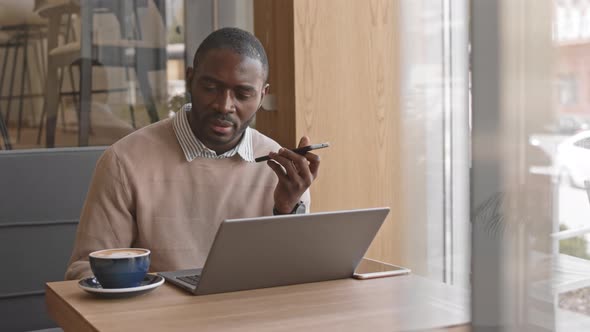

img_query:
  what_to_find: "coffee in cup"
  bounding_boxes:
[89,248,150,289]
[92,249,148,258]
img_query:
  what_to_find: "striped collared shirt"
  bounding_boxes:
[172,104,255,162]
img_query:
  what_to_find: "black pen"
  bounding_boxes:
[255,142,330,162]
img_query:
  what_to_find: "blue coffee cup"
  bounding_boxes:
[89,248,150,289]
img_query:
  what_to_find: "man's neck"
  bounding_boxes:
[196,132,244,156]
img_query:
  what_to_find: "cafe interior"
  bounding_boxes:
[2,0,590,331]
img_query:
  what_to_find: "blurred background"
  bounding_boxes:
[4,0,590,331]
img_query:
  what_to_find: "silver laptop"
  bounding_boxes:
[158,207,389,295]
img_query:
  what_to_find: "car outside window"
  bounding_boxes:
[573,137,590,149]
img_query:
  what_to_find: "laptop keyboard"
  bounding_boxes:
[177,274,201,286]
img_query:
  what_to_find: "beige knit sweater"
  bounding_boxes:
[65,118,310,280]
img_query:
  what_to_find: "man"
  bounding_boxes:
[65,27,320,280]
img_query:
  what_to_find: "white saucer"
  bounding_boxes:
[78,274,164,298]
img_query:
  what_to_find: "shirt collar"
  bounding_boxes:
[172,104,255,162]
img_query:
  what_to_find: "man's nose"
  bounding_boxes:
[214,89,236,113]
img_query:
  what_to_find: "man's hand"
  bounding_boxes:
[267,136,321,214]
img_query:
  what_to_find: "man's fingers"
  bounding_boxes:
[298,136,310,148]
[268,136,319,185]
[267,159,289,182]
[270,151,301,179]
[305,152,320,179]
[278,148,309,172]
[276,149,314,187]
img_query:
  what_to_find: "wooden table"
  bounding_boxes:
[46,274,469,331]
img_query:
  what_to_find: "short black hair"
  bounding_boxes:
[194,27,269,81]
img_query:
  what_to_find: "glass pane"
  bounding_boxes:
[0,0,188,150]
[554,0,590,329]
[472,0,590,330]
[400,0,470,286]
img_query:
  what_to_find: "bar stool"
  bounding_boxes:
[0,1,47,148]
[0,31,13,149]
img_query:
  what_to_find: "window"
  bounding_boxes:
[0,0,258,151]
[471,0,590,330]
[400,0,470,286]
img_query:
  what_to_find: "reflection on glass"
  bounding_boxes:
[514,0,590,330]
[553,1,590,329]
[400,0,470,286]
[0,0,187,150]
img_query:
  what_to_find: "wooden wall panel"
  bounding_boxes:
[253,0,296,148]
[254,0,402,264]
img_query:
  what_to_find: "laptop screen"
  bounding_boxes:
[189,207,390,295]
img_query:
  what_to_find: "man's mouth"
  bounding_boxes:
[210,118,234,135]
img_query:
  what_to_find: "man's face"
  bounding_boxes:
[186,48,268,154]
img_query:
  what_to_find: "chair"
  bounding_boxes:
[0,147,104,331]
[37,0,167,148]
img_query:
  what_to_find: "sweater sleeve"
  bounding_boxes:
[65,148,136,280]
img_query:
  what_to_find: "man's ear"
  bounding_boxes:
[261,83,270,98]
[258,83,270,110]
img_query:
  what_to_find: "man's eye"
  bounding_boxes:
[203,85,217,92]
[236,93,252,100]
